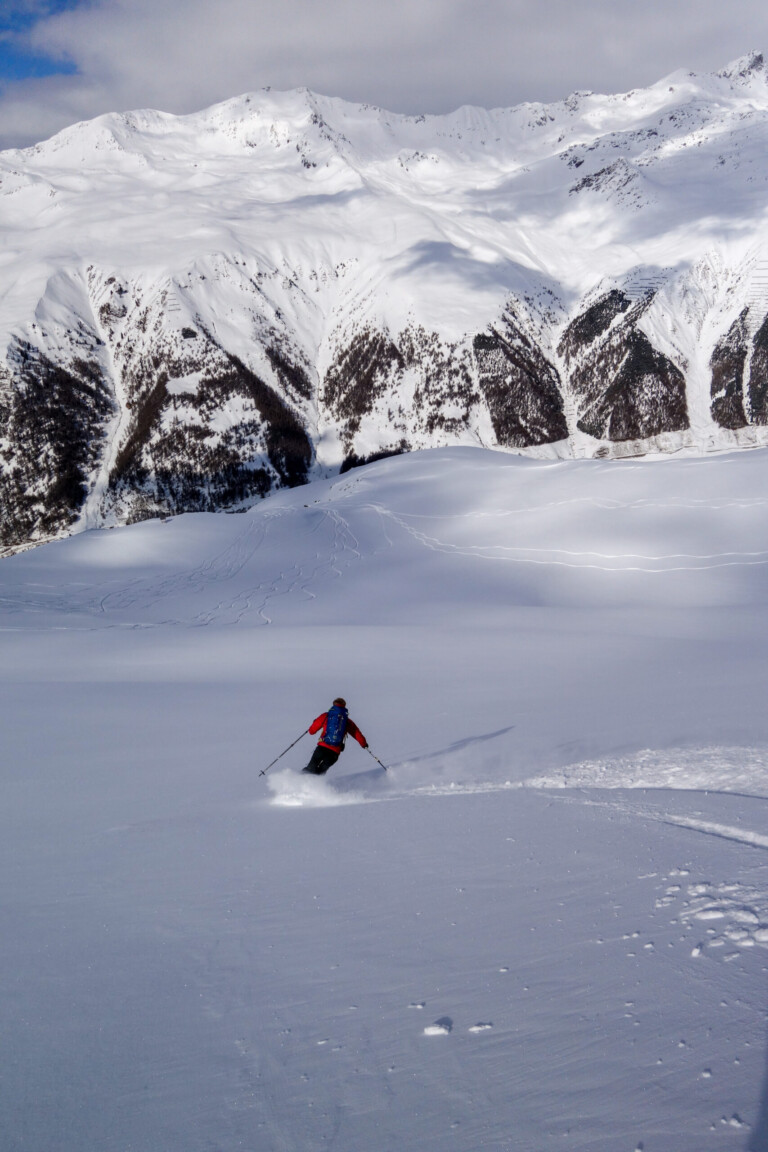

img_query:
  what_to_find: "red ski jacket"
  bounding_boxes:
[309,713,367,753]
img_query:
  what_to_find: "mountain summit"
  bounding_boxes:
[3,54,768,548]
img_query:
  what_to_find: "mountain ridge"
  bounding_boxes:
[3,52,768,549]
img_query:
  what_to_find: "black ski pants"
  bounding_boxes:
[302,745,340,775]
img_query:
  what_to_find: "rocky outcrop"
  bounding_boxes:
[473,307,567,448]
[709,308,768,429]
[558,291,689,441]
[323,326,407,451]
[88,272,313,525]
[322,310,568,470]
[710,309,750,429]
[108,342,312,525]
[0,339,114,547]
[748,314,768,424]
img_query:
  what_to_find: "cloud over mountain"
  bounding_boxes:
[3,0,768,148]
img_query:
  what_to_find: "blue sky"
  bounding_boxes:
[0,0,767,151]
[0,1,79,82]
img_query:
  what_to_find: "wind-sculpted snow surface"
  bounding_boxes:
[4,447,768,1150]
[7,55,768,545]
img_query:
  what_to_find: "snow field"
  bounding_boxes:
[3,446,768,1150]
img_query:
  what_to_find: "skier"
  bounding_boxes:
[302,698,367,775]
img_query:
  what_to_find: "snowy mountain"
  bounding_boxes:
[4,51,768,548]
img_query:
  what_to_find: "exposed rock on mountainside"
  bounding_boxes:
[710,309,768,430]
[748,315,768,424]
[324,323,488,465]
[0,339,114,546]
[473,307,567,447]
[4,53,768,548]
[323,326,407,454]
[711,310,750,430]
[559,291,688,442]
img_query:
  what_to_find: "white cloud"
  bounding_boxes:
[1,0,767,149]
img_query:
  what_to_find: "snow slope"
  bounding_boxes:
[2,446,768,1150]
[5,54,768,547]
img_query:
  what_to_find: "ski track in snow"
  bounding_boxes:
[375,506,768,573]
[3,447,768,630]
[552,791,768,955]
[5,451,768,635]
[661,815,768,851]
[266,739,768,964]
[267,742,768,807]
[0,504,367,629]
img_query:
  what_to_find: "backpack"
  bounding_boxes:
[323,705,349,749]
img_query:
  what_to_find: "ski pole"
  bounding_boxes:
[259,730,308,776]
[365,746,388,772]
